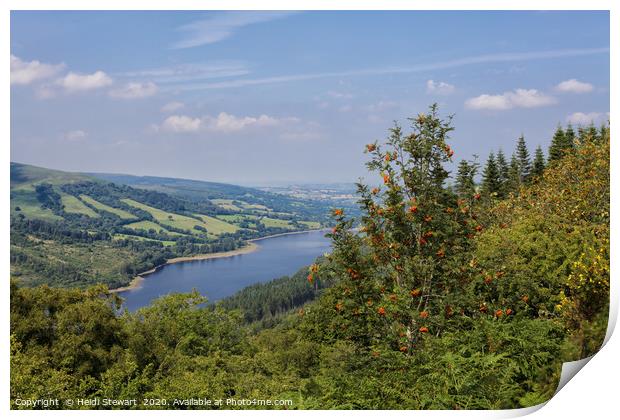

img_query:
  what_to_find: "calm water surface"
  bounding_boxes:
[118,230,332,311]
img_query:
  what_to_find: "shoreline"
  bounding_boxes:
[109,228,328,293]
[248,228,329,242]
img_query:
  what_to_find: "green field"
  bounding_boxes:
[299,221,321,229]
[122,198,237,235]
[60,194,100,218]
[261,217,294,229]
[213,198,272,212]
[11,162,93,189]
[212,199,243,211]
[124,220,181,235]
[113,233,175,246]
[80,195,136,219]
[11,190,63,222]
[217,214,259,222]
[193,214,239,235]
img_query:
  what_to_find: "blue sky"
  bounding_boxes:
[10,11,609,185]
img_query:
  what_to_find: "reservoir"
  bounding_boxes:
[118,229,332,311]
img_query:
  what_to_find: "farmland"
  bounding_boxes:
[10,162,336,288]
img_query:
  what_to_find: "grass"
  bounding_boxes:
[80,195,136,220]
[217,214,259,222]
[122,198,237,236]
[299,221,322,229]
[212,199,243,211]
[261,217,294,229]
[60,194,100,218]
[193,214,239,235]
[212,199,271,212]
[123,220,182,235]
[112,234,175,246]
[11,190,63,222]
[11,162,93,189]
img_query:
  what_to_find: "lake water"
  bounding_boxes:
[118,230,332,311]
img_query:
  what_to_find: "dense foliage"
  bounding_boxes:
[10,106,609,409]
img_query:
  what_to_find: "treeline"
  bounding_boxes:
[456,122,609,200]
[217,258,335,328]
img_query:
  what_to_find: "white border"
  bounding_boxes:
[2,1,617,419]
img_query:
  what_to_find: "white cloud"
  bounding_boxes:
[161,115,202,133]
[63,130,87,141]
[56,71,113,92]
[555,79,594,94]
[566,112,606,125]
[121,61,250,84]
[109,82,158,99]
[161,101,185,113]
[10,55,65,85]
[157,112,297,134]
[426,79,455,95]
[172,11,294,49]
[363,100,399,113]
[465,89,556,111]
[203,112,284,133]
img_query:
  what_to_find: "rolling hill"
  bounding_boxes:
[10,162,334,289]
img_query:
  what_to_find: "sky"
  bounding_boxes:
[10,11,610,186]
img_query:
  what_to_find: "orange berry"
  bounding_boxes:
[419,327,429,333]
[333,208,343,216]
[474,193,481,200]
[495,309,503,317]
[475,225,483,232]
[335,302,343,312]
[419,311,429,319]
[399,346,408,353]
[436,249,445,258]
[410,289,421,297]
[424,215,433,222]
[383,174,390,184]
[307,274,314,284]
[378,307,386,316]
[408,205,418,213]
[371,187,380,195]
[366,143,376,152]
[506,308,513,316]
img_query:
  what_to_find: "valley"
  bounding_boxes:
[10,162,343,289]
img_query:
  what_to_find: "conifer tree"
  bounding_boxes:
[565,124,576,149]
[505,154,521,194]
[548,125,567,162]
[515,135,531,183]
[455,159,478,198]
[496,149,509,197]
[531,145,546,180]
[481,152,501,196]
